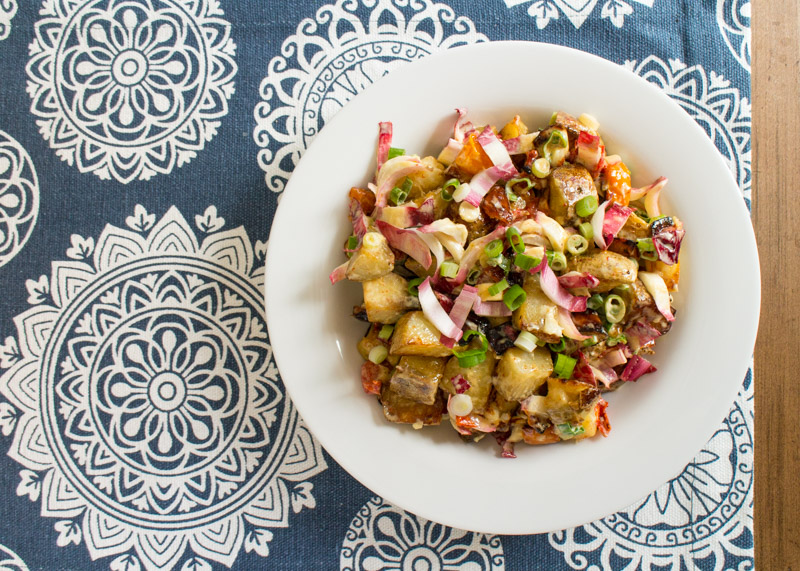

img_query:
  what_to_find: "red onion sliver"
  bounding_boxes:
[591,200,609,249]
[602,347,628,368]
[375,157,423,208]
[465,162,518,205]
[453,225,507,284]
[477,126,514,166]
[418,277,462,340]
[329,260,348,284]
[376,121,392,174]
[620,354,657,382]
[624,320,662,352]
[638,271,675,322]
[629,175,667,202]
[557,307,589,340]
[473,300,512,317]
[451,375,471,394]
[376,220,432,269]
[558,271,600,289]
[453,108,473,143]
[538,262,588,312]
[602,203,633,247]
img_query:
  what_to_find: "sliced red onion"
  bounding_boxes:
[557,307,589,340]
[652,226,685,266]
[620,354,656,382]
[630,175,667,202]
[558,271,600,289]
[451,375,471,394]
[329,260,348,284]
[602,203,633,247]
[464,162,518,206]
[501,133,535,155]
[376,220,432,269]
[375,156,423,208]
[602,347,628,368]
[418,277,462,340]
[473,300,512,317]
[376,121,392,174]
[589,364,618,389]
[535,211,568,252]
[418,231,445,270]
[477,126,514,166]
[573,352,596,385]
[591,200,609,249]
[644,177,668,218]
[348,198,369,239]
[453,225,507,284]
[575,131,605,175]
[438,138,463,166]
[448,285,479,329]
[638,271,675,322]
[538,262,587,312]
[452,108,473,143]
[378,197,435,229]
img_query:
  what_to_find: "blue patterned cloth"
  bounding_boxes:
[0,1,751,569]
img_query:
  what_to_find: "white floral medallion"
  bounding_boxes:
[0,0,17,40]
[340,497,505,570]
[0,206,326,570]
[625,56,752,208]
[253,0,487,195]
[26,0,237,183]
[549,371,753,570]
[0,131,39,268]
[503,0,654,29]
[717,0,750,71]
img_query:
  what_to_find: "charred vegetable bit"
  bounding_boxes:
[331,109,683,455]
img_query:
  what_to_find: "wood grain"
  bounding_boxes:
[753,1,800,567]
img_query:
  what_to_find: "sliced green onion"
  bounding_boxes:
[484,239,503,258]
[556,422,585,438]
[368,345,388,364]
[531,157,551,178]
[488,278,509,296]
[543,130,568,161]
[549,111,558,125]
[503,284,527,311]
[452,330,489,368]
[466,267,481,285]
[454,351,485,368]
[401,177,413,193]
[387,147,405,160]
[514,253,540,271]
[582,335,599,347]
[575,195,599,218]
[378,324,394,340]
[506,189,519,203]
[604,294,626,324]
[566,234,589,256]
[506,227,525,254]
[439,260,459,279]
[346,235,359,250]
[578,222,594,242]
[637,238,658,261]
[514,330,538,352]
[554,353,577,379]
[587,294,604,312]
[408,277,423,296]
[505,177,533,195]
[546,251,567,272]
[389,186,408,205]
[606,333,627,347]
[441,178,459,201]
[548,338,567,353]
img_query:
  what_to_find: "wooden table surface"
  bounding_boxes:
[753,1,799,568]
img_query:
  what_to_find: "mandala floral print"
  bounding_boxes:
[0,0,17,40]
[717,0,751,71]
[503,0,654,29]
[253,0,487,195]
[0,130,39,269]
[26,0,237,183]
[0,205,326,570]
[340,497,505,570]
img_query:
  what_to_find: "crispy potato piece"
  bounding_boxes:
[569,250,638,292]
[513,274,563,343]
[617,212,650,242]
[390,311,453,357]
[390,356,447,405]
[362,273,420,324]
[541,377,601,427]
[380,383,444,425]
[548,163,597,224]
[346,232,395,281]
[494,347,553,402]
[441,355,495,413]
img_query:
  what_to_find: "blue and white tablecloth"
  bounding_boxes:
[0,1,752,569]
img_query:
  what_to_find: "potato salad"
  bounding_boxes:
[330,110,684,457]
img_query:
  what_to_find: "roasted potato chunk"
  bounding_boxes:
[541,377,601,427]
[346,232,395,281]
[548,163,597,224]
[617,212,650,242]
[390,356,447,405]
[390,311,453,357]
[380,383,444,425]
[494,347,553,401]
[569,250,638,292]
[441,355,495,413]
[513,274,563,343]
[362,273,420,324]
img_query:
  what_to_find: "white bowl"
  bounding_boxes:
[265,41,760,535]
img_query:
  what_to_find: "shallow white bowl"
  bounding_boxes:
[265,41,760,535]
